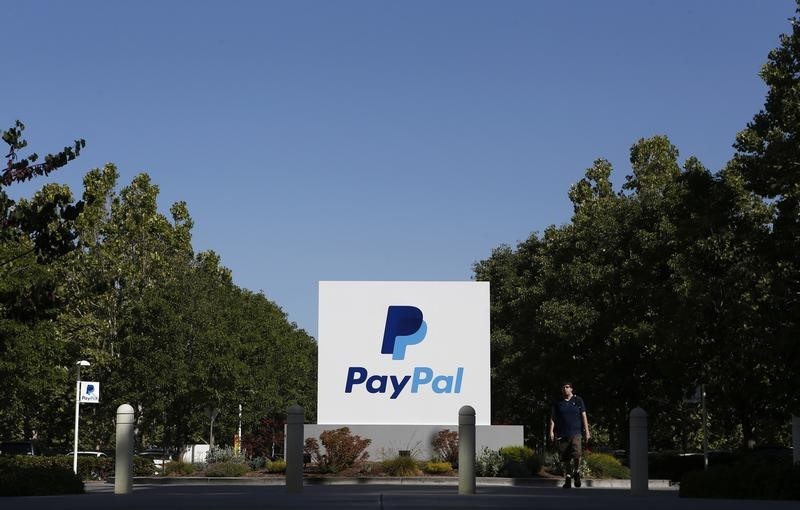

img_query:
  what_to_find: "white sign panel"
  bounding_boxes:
[79,381,100,403]
[318,281,490,425]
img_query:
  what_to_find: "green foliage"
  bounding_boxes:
[164,460,195,476]
[475,447,503,477]
[0,453,154,480]
[477,131,788,449]
[243,418,285,459]
[422,460,452,475]
[74,456,113,480]
[431,429,459,467]
[304,428,371,474]
[382,455,421,476]
[648,452,705,482]
[1,121,85,264]
[265,459,286,474]
[249,456,267,470]
[1,158,318,455]
[1,121,87,445]
[204,461,249,477]
[680,457,800,500]
[498,445,541,477]
[1,120,85,187]
[0,456,84,496]
[206,445,246,465]
[731,2,800,434]
[133,456,157,476]
[585,452,629,479]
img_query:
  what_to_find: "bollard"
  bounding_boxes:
[793,416,799,466]
[629,407,648,496]
[458,405,476,495]
[286,405,304,493]
[115,404,135,495]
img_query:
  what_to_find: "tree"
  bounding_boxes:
[2,121,85,265]
[47,166,318,451]
[734,2,800,417]
[0,121,85,444]
[477,136,779,450]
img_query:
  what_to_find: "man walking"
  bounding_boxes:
[549,382,590,488]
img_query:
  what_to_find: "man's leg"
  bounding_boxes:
[558,439,573,488]
[571,436,583,487]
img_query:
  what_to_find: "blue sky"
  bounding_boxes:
[4,1,796,338]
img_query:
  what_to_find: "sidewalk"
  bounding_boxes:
[2,482,798,510]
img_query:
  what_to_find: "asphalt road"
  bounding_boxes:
[1,483,798,510]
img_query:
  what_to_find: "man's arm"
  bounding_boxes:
[548,416,555,442]
[581,412,591,441]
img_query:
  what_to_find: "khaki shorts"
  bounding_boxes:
[557,435,582,462]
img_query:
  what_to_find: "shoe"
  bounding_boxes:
[574,471,581,488]
[562,475,572,489]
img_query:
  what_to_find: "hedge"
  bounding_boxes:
[680,457,800,500]
[0,457,84,496]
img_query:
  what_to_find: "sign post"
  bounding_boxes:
[72,361,92,474]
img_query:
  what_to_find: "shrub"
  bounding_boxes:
[358,461,376,475]
[304,427,371,473]
[164,460,195,476]
[499,445,541,477]
[242,417,285,458]
[680,457,800,500]
[423,460,453,475]
[649,452,704,482]
[431,429,459,467]
[546,451,591,479]
[249,456,268,470]
[585,452,630,479]
[133,456,157,476]
[475,447,503,477]
[382,455,421,476]
[1,452,156,480]
[206,445,247,465]
[77,456,114,480]
[0,457,84,496]
[265,459,286,473]
[204,461,249,477]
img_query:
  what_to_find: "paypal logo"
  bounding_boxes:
[381,306,427,360]
[343,305,464,399]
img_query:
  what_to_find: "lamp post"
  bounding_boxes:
[73,360,90,475]
[701,384,708,469]
[236,403,242,454]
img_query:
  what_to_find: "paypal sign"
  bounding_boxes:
[318,281,490,425]
[381,306,427,360]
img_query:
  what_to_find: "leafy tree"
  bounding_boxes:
[478,136,778,450]
[1,121,85,444]
[45,166,317,452]
[734,2,800,418]
[2,121,85,265]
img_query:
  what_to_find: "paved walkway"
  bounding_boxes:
[1,483,797,510]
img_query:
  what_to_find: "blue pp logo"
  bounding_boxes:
[381,306,427,360]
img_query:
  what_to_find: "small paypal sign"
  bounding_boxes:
[79,381,100,404]
[381,306,427,360]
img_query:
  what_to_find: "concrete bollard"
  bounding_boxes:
[629,407,648,496]
[458,405,476,495]
[114,404,135,495]
[286,405,304,493]
[793,416,799,466]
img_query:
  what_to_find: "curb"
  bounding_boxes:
[107,476,675,489]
